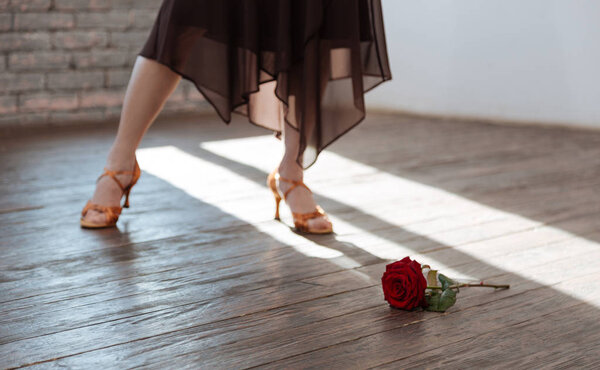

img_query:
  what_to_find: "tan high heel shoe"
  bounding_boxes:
[80,158,141,229]
[267,168,333,234]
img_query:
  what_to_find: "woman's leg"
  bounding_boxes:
[82,56,181,224]
[276,119,332,231]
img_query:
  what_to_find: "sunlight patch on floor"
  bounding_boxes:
[197,135,600,300]
[136,146,361,268]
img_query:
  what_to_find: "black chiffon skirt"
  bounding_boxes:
[138,0,392,169]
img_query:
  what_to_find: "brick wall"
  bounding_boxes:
[0,0,211,128]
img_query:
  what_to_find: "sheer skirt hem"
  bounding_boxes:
[139,50,390,169]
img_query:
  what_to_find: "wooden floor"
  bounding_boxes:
[2,111,600,369]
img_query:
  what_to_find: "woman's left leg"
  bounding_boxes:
[276,120,332,231]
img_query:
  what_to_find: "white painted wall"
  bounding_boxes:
[366,0,600,128]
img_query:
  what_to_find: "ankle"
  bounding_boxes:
[106,148,136,170]
[278,157,303,181]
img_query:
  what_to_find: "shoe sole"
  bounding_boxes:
[80,219,117,229]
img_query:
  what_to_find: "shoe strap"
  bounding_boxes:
[291,204,329,221]
[275,172,312,201]
[96,160,139,192]
[81,200,122,224]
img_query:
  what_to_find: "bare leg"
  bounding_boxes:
[276,118,332,231]
[82,56,181,224]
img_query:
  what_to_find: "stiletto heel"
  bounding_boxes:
[80,157,141,229]
[267,170,282,220]
[267,168,333,234]
[123,188,132,208]
[274,196,281,220]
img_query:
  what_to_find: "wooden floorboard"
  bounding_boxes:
[1,112,600,368]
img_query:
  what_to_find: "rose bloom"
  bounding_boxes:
[381,256,428,310]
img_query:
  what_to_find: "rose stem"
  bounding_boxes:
[426,283,510,290]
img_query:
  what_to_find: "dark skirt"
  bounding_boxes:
[138,0,392,169]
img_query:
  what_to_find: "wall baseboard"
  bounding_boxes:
[368,107,600,133]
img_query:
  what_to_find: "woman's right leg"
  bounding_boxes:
[82,55,181,224]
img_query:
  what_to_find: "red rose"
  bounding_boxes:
[381,256,428,310]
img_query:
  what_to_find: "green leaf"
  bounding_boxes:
[438,273,456,291]
[425,291,441,310]
[425,287,457,312]
[438,288,457,311]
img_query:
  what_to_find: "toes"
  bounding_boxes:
[82,210,105,224]
[307,216,332,231]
